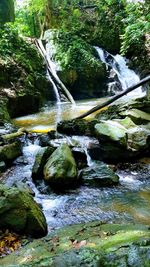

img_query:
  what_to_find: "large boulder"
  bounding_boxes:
[94,119,150,162]
[32,146,55,180]
[95,120,127,146]
[0,184,47,237]
[43,144,78,189]
[82,161,119,186]
[59,62,107,99]
[0,140,22,163]
[127,126,150,152]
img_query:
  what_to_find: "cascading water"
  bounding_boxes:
[95,46,144,96]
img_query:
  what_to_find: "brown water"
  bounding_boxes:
[13,99,107,133]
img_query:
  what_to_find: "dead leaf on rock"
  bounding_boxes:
[71,239,87,249]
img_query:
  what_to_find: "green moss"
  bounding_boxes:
[1,222,150,266]
[0,141,22,162]
[0,25,49,121]
[0,185,47,237]
[44,143,78,188]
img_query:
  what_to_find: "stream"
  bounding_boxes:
[1,48,150,233]
[1,99,150,232]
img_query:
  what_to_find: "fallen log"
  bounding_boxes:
[35,39,75,104]
[75,75,150,119]
[2,128,28,140]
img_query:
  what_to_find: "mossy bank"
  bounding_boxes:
[0,26,52,124]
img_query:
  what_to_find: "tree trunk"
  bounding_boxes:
[75,75,150,119]
[35,39,75,104]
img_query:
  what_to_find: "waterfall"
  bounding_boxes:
[95,46,143,95]
[47,71,61,103]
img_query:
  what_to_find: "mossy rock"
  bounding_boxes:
[1,221,150,266]
[95,120,127,146]
[0,140,22,163]
[0,184,47,237]
[82,161,119,186]
[43,143,78,189]
[32,146,55,180]
[57,119,97,136]
[120,109,150,125]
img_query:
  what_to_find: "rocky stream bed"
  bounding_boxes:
[0,94,150,266]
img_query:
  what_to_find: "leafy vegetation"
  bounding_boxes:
[53,30,101,71]
[121,1,150,55]
[0,24,44,72]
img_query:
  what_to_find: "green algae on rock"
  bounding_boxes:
[82,161,119,187]
[1,221,150,267]
[32,146,55,181]
[0,141,22,163]
[0,185,47,238]
[44,143,78,189]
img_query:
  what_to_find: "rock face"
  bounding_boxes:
[0,185,47,237]
[43,144,78,189]
[1,221,150,267]
[0,141,22,163]
[59,62,107,99]
[0,27,52,123]
[32,146,55,180]
[82,161,119,186]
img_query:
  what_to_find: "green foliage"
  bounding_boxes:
[0,24,42,71]
[120,2,150,55]
[53,30,101,72]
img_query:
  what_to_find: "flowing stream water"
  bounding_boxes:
[1,48,150,232]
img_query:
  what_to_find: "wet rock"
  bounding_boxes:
[95,102,125,121]
[117,116,136,129]
[82,161,119,186]
[32,146,55,180]
[57,119,97,136]
[43,143,78,189]
[94,119,150,162]
[0,161,6,172]
[72,148,87,169]
[96,96,150,121]
[1,221,150,267]
[95,120,127,146]
[0,184,47,237]
[120,109,150,124]
[57,119,89,135]
[0,140,22,163]
[127,126,150,152]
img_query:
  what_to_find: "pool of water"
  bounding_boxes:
[13,98,107,133]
